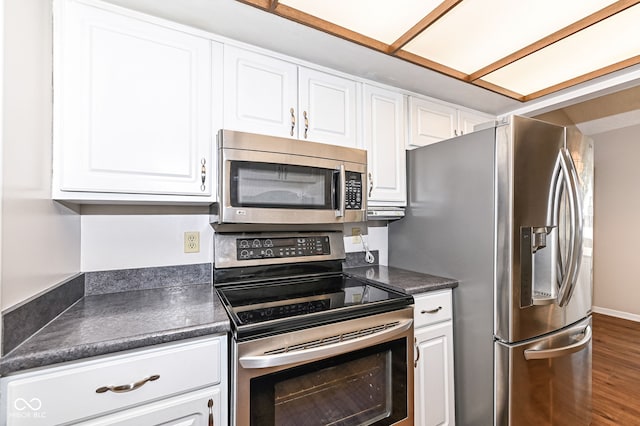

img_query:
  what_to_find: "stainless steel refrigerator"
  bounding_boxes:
[389,115,593,425]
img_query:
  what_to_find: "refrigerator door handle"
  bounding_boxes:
[556,148,584,307]
[524,325,591,360]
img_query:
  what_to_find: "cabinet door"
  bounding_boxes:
[363,85,406,205]
[224,46,298,139]
[298,67,359,148]
[414,321,456,426]
[56,1,214,197]
[75,387,223,426]
[408,97,456,149]
[457,109,494,136]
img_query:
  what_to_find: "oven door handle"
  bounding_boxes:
[239,318,413,369]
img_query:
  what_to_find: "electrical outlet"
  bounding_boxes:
[351,227,362,244]
[184,231,200,253]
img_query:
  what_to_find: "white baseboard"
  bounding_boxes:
[592,306,640,322]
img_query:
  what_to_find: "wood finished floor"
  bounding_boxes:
[592,313,640,425]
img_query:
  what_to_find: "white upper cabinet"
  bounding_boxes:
[223,45,298,139]
[363,85,406,205]
[53,0,221,203]
[458,108,494,135]
[409,97,457,148]
[408,96,494,149]
[298,67,359,148]
[223,46,360,148]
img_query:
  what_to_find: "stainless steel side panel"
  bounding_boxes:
[495,316,592,426]
[389,128,497,426]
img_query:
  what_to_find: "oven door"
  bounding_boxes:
[218,149,366,225]
[232,308,414,426]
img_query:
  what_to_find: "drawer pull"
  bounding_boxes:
[421,306,442,314]
[208,398,214,426]
[95,374,160,394]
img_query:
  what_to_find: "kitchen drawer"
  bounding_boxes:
[414,290,452,328]
[3,336,225,426]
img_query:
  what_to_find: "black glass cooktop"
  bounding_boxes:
[216,273,413,340]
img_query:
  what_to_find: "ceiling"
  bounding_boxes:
[240,0,640,102]
[103,0,640,117]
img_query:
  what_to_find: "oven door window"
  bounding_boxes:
[250,340,407,426]
[230,161,337,209]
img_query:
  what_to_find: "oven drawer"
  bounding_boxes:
[2,336,224,425]
[414,290,452,328]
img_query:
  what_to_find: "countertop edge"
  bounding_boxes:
[0,320,230,377]
[344,265,458,295]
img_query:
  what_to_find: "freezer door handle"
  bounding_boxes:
[524,325,591,360]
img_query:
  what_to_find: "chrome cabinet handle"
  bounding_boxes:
[414,337,420,368]
[303,110,309,139]
[290,108,295,136]
[200,158,207,192]
[96,374,160,394]
[368,172,373,198]
[208,398,214,426]
[524,325,591,360]
[421,306,442,314]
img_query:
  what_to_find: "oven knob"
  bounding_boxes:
[239,240,249,248]
[264,239,273,247]
[252,239,261,248]
[240,250,250,259]
[265,249,274,257]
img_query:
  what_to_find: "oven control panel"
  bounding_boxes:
[236,236,331,260]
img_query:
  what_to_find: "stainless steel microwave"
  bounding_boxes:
[213,129,367,225]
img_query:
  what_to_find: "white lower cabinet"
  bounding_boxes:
[74,387,221,426]
[414,290,455,426]
[0,335,227,426]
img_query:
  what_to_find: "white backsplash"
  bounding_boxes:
[81,209,389,272]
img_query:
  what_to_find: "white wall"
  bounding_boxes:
[81,206,213,272]
[592,123,640,319]
[0,0,4,348]
[81,210,390,271]
[1,0,81,310]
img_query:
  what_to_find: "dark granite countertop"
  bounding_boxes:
[345,265,458,295]
[0,284,230,376]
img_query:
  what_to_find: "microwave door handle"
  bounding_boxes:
[336,164,345,218]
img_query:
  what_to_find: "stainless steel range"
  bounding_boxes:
[213,230,414,426]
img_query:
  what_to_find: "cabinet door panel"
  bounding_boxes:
[458,109,493,135]
[364,85,406,205]
[224,46,298,138]
[299,67,358,147]
[75,387,222,426]
[408,97,456,149]
[58,1,213,196]
[414,321,455,426]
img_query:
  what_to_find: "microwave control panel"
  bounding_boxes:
[345,171,363,210]
[236,236,331,260]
